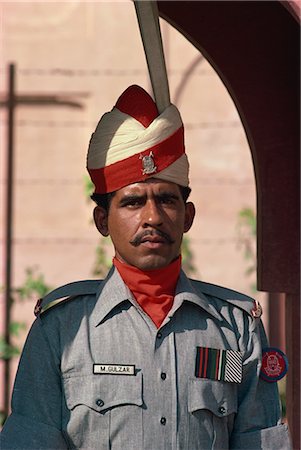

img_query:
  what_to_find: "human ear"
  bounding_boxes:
[93,206,109,237]
[183,202,195,233]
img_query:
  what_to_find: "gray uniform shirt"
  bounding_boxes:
[1,268,291,449]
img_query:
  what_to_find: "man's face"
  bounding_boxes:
[94,179,195,270]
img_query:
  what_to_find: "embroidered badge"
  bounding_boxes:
[260,348,288,382]
[93,364,136,376]
[34,298,42,316]
[195,347,243,383]
[251,300,263,318]
[140,151,157,175]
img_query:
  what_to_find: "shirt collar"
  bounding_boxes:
[91,266,221,327]
[91,267,134,327]
[166,270,222,321]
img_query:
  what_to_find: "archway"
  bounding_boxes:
[157,1,300,446]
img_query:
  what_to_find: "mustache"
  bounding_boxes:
[130,229,175,247]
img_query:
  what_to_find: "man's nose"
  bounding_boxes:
[142,200,163,227]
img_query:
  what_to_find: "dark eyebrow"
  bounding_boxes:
[118,191,180,207]
[155,192,180,201]
[118,194,146,206]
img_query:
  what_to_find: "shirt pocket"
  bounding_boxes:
[187,378,237,450]
[63,372,143,449]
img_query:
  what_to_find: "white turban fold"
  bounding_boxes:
[87,85,189,194]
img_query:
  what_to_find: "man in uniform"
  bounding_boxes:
[1,85,291,449]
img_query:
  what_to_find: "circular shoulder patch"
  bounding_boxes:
[260,347,288,382]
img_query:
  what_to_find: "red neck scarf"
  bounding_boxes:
[113,256,181,328]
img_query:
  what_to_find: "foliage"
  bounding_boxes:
[1,268,52,424]
[92,237,113,278]
[0,322,27,360]
[84,175,94,200]
[181,235,197,277]
[12,267,51,300]
[0,268,51,361]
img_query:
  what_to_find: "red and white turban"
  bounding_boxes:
[87,85,189,194]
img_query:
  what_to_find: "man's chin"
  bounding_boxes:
[133,254,176,271]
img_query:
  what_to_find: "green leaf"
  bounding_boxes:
[181,236,198,277]
[92,238,113,278]
[9,321,26,337]
[12,267,51,300]
[0,336,20,360]
[238,208,256,235]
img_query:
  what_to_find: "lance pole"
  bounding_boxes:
[134,1,170,113]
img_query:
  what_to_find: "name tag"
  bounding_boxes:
[93,364,136,376]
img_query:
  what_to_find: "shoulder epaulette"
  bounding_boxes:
[192,279,262,319]
[34,279,101,316]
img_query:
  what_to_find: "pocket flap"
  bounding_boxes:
[189,378,237,417]
[64,372,143,413]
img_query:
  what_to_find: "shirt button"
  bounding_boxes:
[160,417,166,425]
[218,406,226,415]
[157,332,162,339]
[96,399,104,407]
[161,372,167,380]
